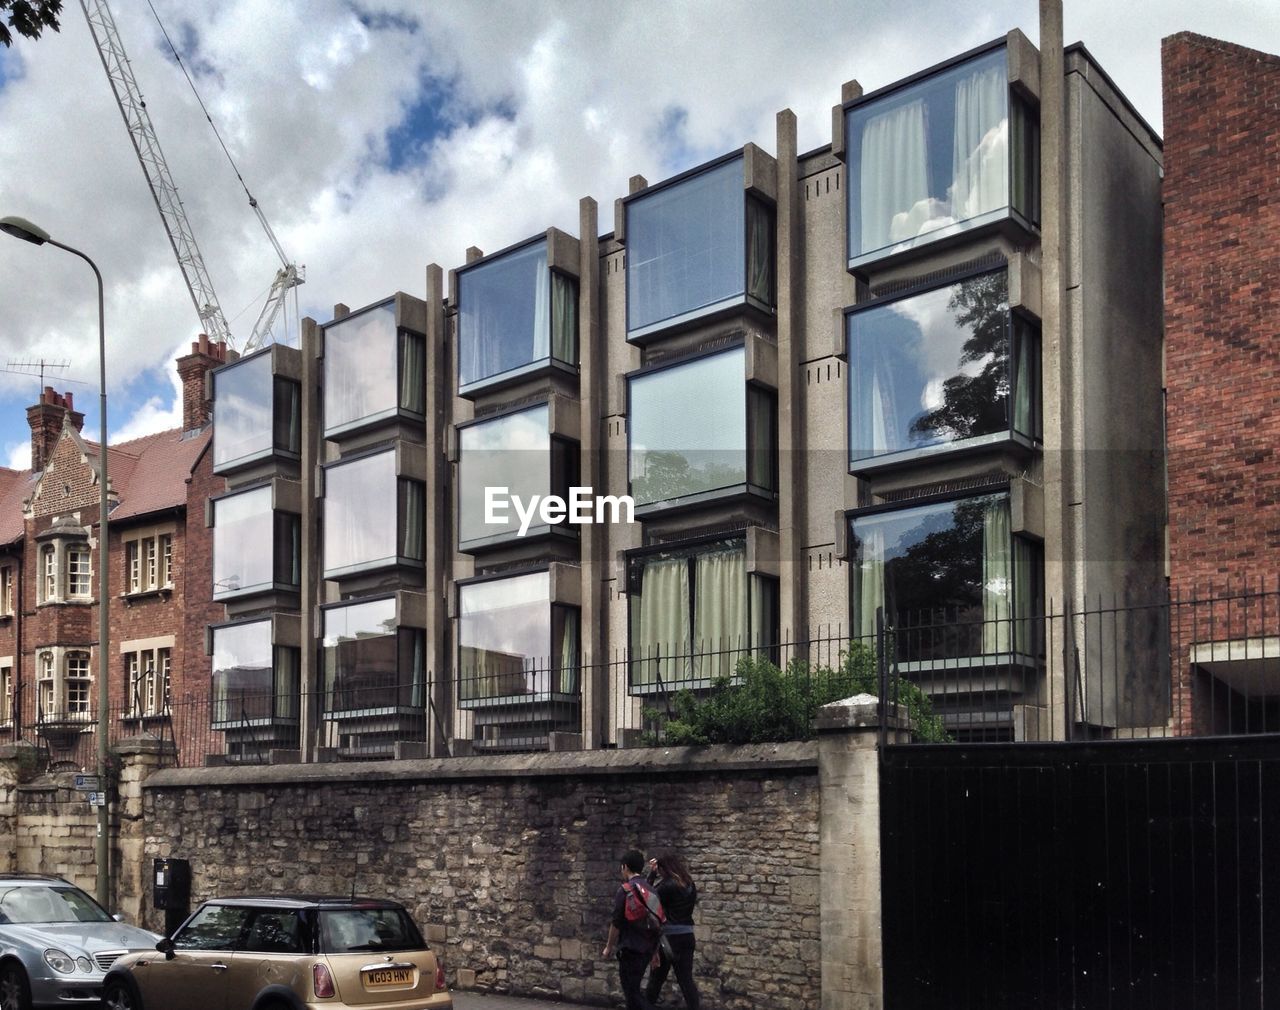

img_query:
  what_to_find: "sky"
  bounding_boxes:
[0,0,1277,470]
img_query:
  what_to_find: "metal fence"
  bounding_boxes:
[18,582,1280,769]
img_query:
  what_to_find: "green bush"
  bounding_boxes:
[646,644,948,745]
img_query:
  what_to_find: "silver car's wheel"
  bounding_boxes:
[0,964,30,1010]
[102,981,137,1010]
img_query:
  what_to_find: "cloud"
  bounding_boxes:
[1,0,1278,463]
[108,343,186,444]
[5,441,31,471]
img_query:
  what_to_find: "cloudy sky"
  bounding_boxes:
[0,0,1276,469]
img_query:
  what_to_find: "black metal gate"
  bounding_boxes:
[881,737,1280,1009]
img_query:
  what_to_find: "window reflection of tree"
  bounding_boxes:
[884,499,987,661]
[908,272,1009,443]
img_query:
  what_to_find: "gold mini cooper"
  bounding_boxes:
[100,896,452,1010]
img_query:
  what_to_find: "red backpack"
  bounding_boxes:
[622,879,666,950]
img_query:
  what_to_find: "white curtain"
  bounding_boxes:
[694,548,747,678]
[982,500,1012,654]
[951,63,1009,222]
[399,333,424,414]
[859,99,931,253]
[531,248,550,360]
[633,559,690,687]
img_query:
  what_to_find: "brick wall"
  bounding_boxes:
[1163,33,1280,592]
[143,747,821,1009]
[179,444,221,707]
[1162,34,1280,733]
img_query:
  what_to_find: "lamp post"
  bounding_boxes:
[1,216,112,908]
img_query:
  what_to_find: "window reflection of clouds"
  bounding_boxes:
[214,353,273,466]
[459,406,550,544]
[213,486,273,594]
[323,598,398,646]
[324,451,397,574]
[324,303,397,432]
[459,571,550,664]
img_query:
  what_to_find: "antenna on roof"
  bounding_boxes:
[2,359,90,393]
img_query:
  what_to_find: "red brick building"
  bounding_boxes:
[0,338,227,766]
[1163,33,1280,732]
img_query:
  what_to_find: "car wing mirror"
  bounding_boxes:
[155,937,176,960]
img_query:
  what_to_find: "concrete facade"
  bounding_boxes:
[198,7,1167,760]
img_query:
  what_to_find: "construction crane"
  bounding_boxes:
[79,0,303,353]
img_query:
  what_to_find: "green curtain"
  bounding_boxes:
[399,332,425,414]
[633,558,691,687]
[694,548,747,679]
[274,647,300,720]
[557,609,579,694]
[982,500,1012,654]
[399,481,425,560]
[1013,537,1035,655]
[746,198,773,304]
[749,574,777,657]
[551,272,577,365]
[747,387,775,491]
[1013,319,1035,437]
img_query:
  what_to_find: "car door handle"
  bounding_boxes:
[209,962,229,972]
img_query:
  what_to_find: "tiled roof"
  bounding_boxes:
[0,468,36,546]
[87,426,211,523]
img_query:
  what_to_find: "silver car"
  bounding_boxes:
[0,874,160,1010]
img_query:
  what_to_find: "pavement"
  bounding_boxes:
[453,992,596,1009]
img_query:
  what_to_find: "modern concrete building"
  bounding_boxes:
[206,9,1167,758]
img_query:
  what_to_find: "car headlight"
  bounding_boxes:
[44,949,75,974]
[76,956,93,973]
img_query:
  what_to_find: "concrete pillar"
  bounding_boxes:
[424,265,452,755]
[577,197,604,748]
[112,737,175,923]
[299,317,321,759]
[0,743,44,873]
[815,696,909,1010]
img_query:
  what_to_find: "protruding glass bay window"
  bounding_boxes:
[212,485,301,600]
[846,43,1040,268]
[458,571,579,705]
[628,346,777,511]
[322,598,424,717]
[847,265,1040,468]
[626,153,775,341]
[210,620,300,729]
[457,236,578,396]
[212,349,301,473]
[628,536,779,692]
[849,491,1042,666]
[323,450,425,580]
[323,299,425,438]
[457,404,579,551]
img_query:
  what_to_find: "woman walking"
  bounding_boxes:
[645,851,701,1009]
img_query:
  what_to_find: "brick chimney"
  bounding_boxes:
[176,334,229,432]
[26,387,84,472]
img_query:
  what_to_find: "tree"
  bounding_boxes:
[1,0,62,48]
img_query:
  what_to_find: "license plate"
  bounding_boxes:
[363,966,414,988]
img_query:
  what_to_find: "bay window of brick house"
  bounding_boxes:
[122,643,172,718]
[124,528,174,595]
[0,566,13,616]
[36,529,93,604]
[0,660,12,727]
[36,647,93,722]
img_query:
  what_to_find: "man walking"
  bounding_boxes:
[602,849,658,1010]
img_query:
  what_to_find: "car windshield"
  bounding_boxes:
[0,885,111,924]
[319,907,423,953]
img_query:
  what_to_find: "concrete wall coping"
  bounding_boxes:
[143,741,818,790]
[814,694,910,732]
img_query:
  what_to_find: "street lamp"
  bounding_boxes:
[1,216,112,908]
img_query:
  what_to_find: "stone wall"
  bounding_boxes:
[142,745,820,1009]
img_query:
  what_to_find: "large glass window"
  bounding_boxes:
[323,451,424,578]
[213,351,301,471]
[211,620,300,726]
[457,405,579,549]
[849,492,1042,662]
[212,486,300,598]
[458,240,578,393]
[847,46,1038,266]
[847,267,1040,465]
[323,302,425,435]
[458,571,579,704]
[628,537,778,690]
[322,598,423,713]
[628,346,776,508]
[626,155,774,339]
